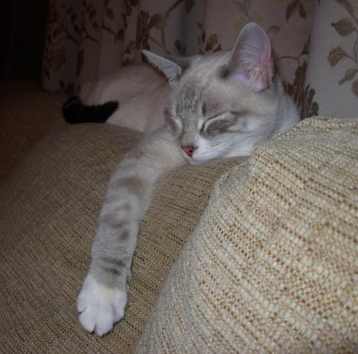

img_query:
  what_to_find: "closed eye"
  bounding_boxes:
[202,111,246,136]
[206,111,228,121]
[206,110,247,121]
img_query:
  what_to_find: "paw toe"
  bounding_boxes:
[77,274,127,336]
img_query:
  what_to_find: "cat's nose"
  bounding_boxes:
[181,145,197,158]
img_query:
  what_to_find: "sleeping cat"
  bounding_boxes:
[76,23,299,336]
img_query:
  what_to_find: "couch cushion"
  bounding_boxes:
[0,123,237,353]
[0,81,64,182]
[136,117,358,354]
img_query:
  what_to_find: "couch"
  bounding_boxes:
[0,82,357,354]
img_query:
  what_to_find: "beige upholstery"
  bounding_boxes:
[0,81,64,182]
[136,118,358,354]
[0,123,235,353]
[1,85,357,354]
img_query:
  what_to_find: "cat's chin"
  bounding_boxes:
[189,157,218,165]
[189,159,206,165]
[189,150,233,165]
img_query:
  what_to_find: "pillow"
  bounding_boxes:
[136,117,358,354]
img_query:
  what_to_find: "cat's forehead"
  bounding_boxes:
[170,53,257,115]
[173,83,202,113]
[172,78,224,113]
[172,77,240,114]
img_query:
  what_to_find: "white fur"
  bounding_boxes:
[77,274,127,336]
[80,65,168,134]
[191,135,234,163]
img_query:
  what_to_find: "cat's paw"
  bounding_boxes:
[77,274,127,336]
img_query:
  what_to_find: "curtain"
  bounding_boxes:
[42,0,317,117]
[305,0,358,118]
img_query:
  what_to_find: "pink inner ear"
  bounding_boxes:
[232,54,273,92]
[231,23,274,92]
[248,53,273,92]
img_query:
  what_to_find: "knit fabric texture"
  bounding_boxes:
[136,117,358,354]
[0,123,235,353]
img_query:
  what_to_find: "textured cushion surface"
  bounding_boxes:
[136,117,358,354]
[0,81,64,182]
[0,123,236,353]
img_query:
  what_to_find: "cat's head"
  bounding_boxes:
[143,23,298,164]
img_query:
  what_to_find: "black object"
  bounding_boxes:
[62,96,119,124]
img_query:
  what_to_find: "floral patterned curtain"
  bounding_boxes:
[42,0,317,117]
[305,0,358,118]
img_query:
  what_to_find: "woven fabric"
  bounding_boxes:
[0,123,235,354]
[0,81,64,182]
[136,117,358,354]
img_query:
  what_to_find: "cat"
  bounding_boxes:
[76,22,299,336]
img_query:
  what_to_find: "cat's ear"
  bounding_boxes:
[226,22,274,92]
[142,50,192,84]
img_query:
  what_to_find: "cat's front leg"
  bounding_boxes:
[77,128,185,336]
[77,177,140,336]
